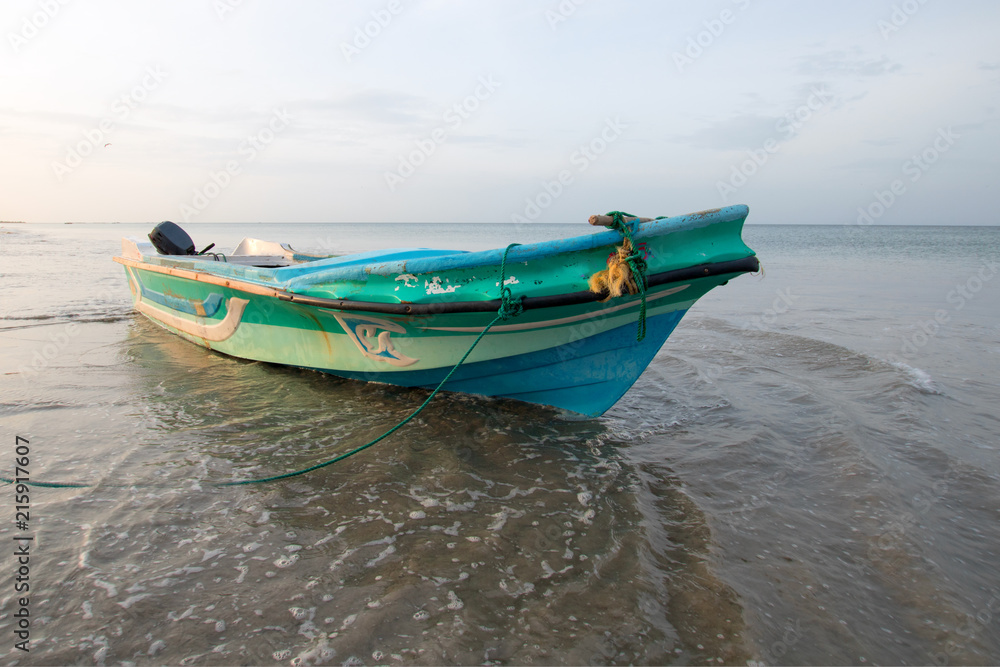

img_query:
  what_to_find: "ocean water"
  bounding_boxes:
[1,221,998,666]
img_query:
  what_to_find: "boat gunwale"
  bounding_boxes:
[278,256,759,314]
[115,255,759,316]
[117,205,752,289]
[287,204,752,285]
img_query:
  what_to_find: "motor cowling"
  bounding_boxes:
[149,220,195,255]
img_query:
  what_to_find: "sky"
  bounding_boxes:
[1,0,997,224]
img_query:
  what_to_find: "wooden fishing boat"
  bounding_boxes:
[114,206,758,417]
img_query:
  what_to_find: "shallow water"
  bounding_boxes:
[1,221,998,665]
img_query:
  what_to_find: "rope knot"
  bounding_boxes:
[496,243,524,321]
[586,210,649,342]
[498,289,523,320]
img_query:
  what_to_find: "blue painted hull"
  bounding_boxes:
[320,309,687,417]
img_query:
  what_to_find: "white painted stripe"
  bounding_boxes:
[137,297,249,342]
[418,285,690,333]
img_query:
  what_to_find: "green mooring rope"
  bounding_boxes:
[219,243,524,487]
[603,211,649,342]
[3,244,525,490]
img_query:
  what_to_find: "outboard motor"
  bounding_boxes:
[149,220,195,255]
[148,221,215,256]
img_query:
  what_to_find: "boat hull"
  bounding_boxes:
[116,206,758,416]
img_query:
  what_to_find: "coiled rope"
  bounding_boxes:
[587,211,649,341]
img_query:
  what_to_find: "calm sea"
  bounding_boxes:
[1,221,998,665]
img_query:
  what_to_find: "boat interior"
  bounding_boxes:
[129,220,330,267]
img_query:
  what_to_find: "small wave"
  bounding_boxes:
[3,308,131,321]
[0,400,74,414]
[1,313,64,322]
[0,313,133,331]
[889,361,943,395]
[694,318,948,398]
